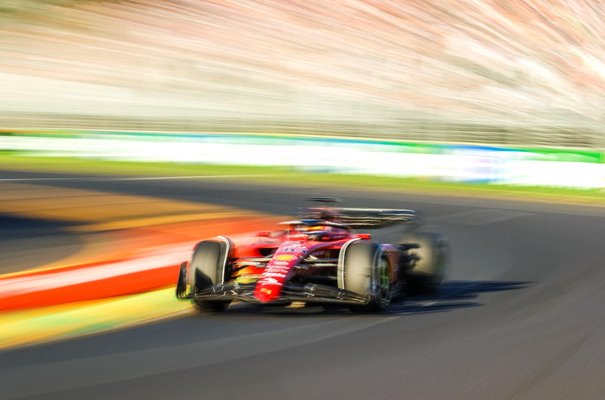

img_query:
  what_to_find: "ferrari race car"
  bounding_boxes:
[176,199,449,312]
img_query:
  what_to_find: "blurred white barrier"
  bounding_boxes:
[1,132,603,189]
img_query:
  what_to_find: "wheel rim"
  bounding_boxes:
[373,253,392,307]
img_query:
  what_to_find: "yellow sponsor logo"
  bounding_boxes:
[235,274,260,284]
[274,254,297,261]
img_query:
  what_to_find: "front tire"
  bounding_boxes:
[189,239,232,312]
[342,241,392,313]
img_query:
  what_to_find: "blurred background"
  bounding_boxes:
[2,0,605,293]
[7,5,605,397]
[3,0,605,147]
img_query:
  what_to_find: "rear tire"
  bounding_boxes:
[189,239,232,312]
[399,232,449,295]
[342,241,392,313]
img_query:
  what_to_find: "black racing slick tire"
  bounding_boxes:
[189,239,232,312]
[399,232,449,295]
[342,241,392,313]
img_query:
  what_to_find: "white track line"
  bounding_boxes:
[0,246,191,296]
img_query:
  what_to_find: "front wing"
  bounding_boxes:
[188,283,371,305]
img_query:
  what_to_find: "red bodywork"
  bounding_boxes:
[239,225,353,302]
[176,205,432,309]
[223,223,398,303]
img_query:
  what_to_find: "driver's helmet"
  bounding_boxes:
[305,224,332,240]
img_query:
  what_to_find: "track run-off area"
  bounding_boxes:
[3,170,605,400]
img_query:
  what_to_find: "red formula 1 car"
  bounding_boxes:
[176,199,449,312]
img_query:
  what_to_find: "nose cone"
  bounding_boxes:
[253,241,307,302]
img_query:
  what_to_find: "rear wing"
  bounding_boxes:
[303,207,422,229]
[337,208,422,229]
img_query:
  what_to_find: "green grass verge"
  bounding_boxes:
[1,153,605,206]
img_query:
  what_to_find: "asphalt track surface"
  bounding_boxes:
[3,171,605,399]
